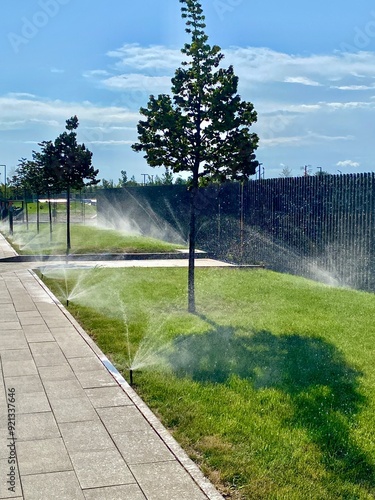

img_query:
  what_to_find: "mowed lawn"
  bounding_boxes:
[42,267,375,499]
[4,223,183,254]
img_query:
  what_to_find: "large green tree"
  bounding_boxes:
[132,0,259,312]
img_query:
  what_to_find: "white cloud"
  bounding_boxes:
[107,43,184,71]
[284,77,322,86]
[102,74,171,92]
[101,44,367,91]
[325,101,373,110]
[331,84,375,90]
[261,131,354,148]
[83,69,111,78]
[336,160,360,168]
[0,94,139,129]
[223,48,375,86]
[86,140,134,145]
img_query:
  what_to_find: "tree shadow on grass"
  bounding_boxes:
[165,318,374,490]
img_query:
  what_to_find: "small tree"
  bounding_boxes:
[279,166,293,178]
[17,158,46,233]
[40,116,99,253]
[101,179,115,189]
[132,0,259,312]
[33,142,65,240]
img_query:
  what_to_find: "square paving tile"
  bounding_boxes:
[30,342,67,366]
[97,406,150,434]
[0,308,18,323]
[2,359,38,377]
[16,391,51,414]
[44,318,72,329]
[113,429,174,464]
[22,324,51,334]
[50,327,79,341]
[58,340,95,359]
[16,412,60,441]
[69,356,103,373]
[24,329,55,343]
[130,461,207,500]
[38,364,76,382]
[35,303,61,315]
[4,375,44,394]
[42,378,86,399]
[59,420,114,453]
[75,369,117,389]
[17,311,45,326]
[49,396,98,423]
[0,333,28,351]
[22,471,85,500]
[0,348,32,361]
[0,295,12,305]
[85,387,132,408]
[70,449,134,489]
[83,484,146,500]
[14,300,37,312]
[0,321,21,332]
[17,438,72,475]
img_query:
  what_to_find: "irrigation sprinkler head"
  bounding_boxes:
[66,299,69,307]
[130,369,133,386]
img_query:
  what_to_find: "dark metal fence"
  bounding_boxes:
[97,173,375,292]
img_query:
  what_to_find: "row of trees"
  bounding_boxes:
[100,168,188,189]
[11,116,99,251]
[280,165,331,178]
[8,0,260,313]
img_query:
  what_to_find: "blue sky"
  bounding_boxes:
[1,0,375,183]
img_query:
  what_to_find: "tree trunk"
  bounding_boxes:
[66,183,71,254]
[48,190,53,243]
[188,186,197,313]
[24,189,29,231]
[36,197,40,234]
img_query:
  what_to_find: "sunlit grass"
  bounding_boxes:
[4,223,183,254]
[12,200,97,217]
[42,267,375,499]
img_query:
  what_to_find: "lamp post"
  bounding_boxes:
[0,165,6,198]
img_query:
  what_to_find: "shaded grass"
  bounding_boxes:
[42,267,375,499]
[4,223,183,254]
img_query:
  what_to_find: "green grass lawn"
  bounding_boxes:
[10,200,97,217]
[41,267,375,499]
[4,223,183,254]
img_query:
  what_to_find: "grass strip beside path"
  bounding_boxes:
[42,267,375,499]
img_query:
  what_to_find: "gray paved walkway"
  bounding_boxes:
[0,233,224,500]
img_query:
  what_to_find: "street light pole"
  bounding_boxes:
[0,165,7,198]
